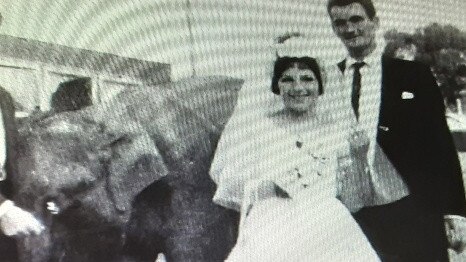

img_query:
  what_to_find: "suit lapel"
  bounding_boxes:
[377,56,396,146]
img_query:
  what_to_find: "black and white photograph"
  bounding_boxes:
[0,0,465,261]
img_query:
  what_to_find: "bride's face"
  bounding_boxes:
[278,64,319,114]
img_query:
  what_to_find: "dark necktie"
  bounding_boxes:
[351,62,365,121]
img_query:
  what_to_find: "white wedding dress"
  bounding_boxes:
[210,110,380,262]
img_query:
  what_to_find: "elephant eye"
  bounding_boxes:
[77,179,91,190]
[46,201,61,215]
[60,176,97,197]
[43,195,61,215]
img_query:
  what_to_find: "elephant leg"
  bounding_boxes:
[162,186,240,262]
[16,232,53,262]
[0,235,18,262]
[123,179,173,261]
[48,222,124,262]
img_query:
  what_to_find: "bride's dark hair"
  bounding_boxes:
[271,56,323,95]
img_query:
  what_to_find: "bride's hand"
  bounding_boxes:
[256,180,277,201]
[255,180,290,201]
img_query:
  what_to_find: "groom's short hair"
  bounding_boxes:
[327,0,377,19]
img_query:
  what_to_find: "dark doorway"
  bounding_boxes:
[51,77,92,113]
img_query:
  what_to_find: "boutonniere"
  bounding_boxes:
[378,125,390,132]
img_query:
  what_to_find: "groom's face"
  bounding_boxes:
[329,3,379,55]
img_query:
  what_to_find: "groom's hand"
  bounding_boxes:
[349,129,370,156]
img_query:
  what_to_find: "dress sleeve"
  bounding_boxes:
[210,114,262,211]
[210,94,284,211]
[211,162,252,212]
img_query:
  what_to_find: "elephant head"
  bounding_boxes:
[13,76,243,261]
[14,110,168,261]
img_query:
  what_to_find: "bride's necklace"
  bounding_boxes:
[293,128,307,149]
[296,140,303,149]
[273,109,320,149]
[288,119,316,149]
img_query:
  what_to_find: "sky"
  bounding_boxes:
[0,0,464,80]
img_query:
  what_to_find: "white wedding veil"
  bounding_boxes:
[209,34,333,209]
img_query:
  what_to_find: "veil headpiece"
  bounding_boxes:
[274,33,316,59]
[272,34,327,88]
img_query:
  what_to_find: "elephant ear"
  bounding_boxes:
[105,130,168,212]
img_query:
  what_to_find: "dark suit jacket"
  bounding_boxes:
[0,87,19,205]
[338,56,466,216]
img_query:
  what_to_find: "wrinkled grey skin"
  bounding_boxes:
[14,113,167,261]
[12,77,242,261]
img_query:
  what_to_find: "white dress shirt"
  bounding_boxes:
[337,45,410,211]
[344,47,383,168]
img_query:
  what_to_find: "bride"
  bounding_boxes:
[210,40,380,261]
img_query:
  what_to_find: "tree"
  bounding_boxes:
[384,23,466,100]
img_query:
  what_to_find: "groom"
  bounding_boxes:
[326,0,466,261]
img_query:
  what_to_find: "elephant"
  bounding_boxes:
[11,76,243,261]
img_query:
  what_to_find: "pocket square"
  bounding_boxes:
[378,125,390,132]
[401,91,414,99]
